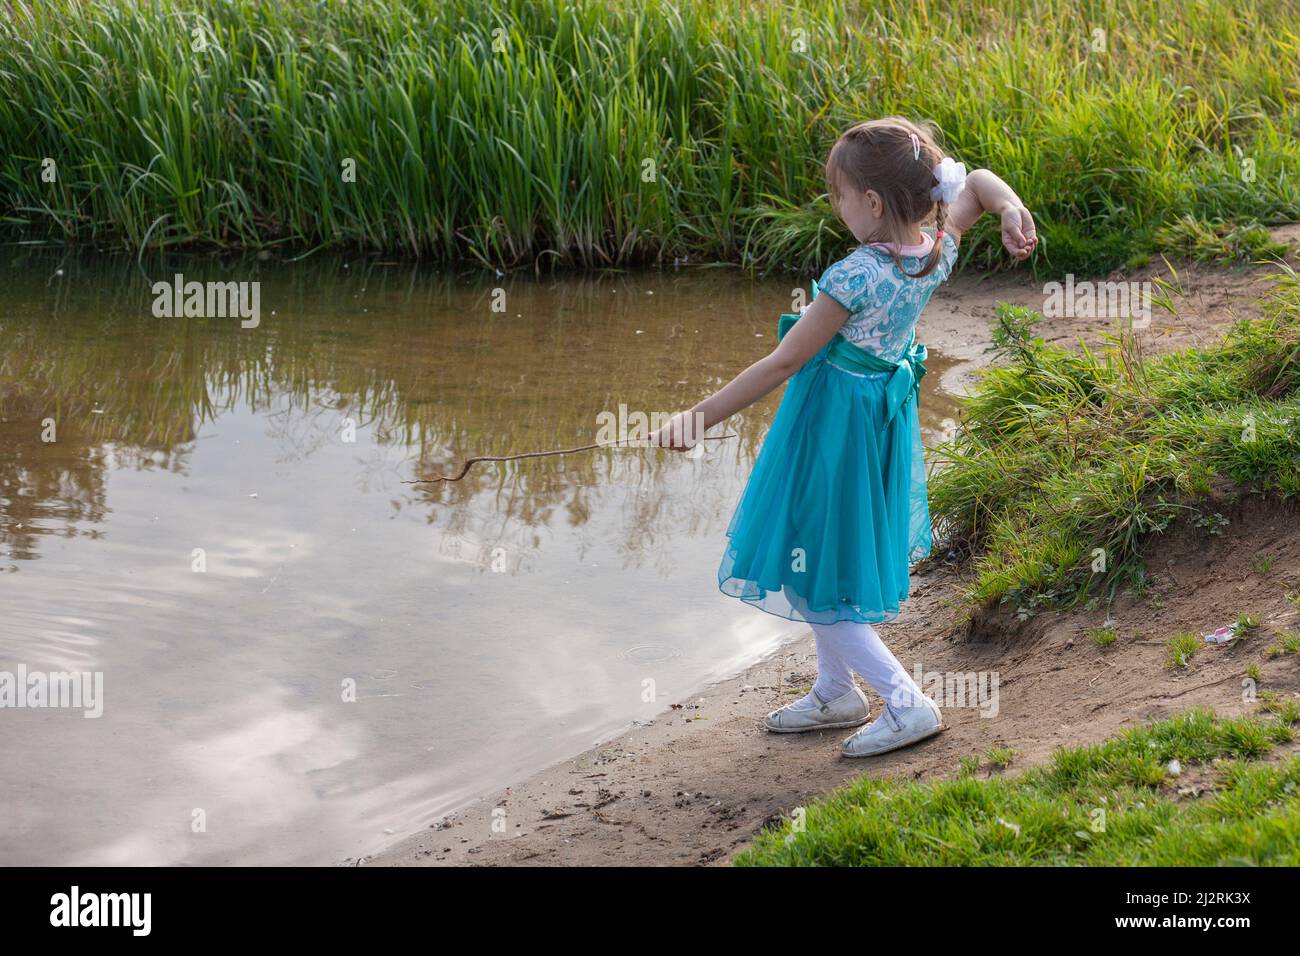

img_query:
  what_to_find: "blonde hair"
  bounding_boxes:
[824,116,947,279]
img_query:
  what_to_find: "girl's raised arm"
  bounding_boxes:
[945,168,1037,260]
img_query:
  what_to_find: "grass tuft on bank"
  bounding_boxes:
[735,708,1300,866]
[927,267,1300,614]
[1,0,1298,271]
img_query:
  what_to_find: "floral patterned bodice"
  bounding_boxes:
[816,231,958,362]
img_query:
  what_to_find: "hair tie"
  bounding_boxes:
[909,133,920,161]
[930,157,967,203]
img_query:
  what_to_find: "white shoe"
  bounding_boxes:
[765,686,870,733]
[841,697,943,757]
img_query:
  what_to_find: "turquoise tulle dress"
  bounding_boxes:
[718,231,959,625]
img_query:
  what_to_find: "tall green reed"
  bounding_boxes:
[2,0,1297,273]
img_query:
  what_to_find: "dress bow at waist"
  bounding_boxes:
[778,279,927,425]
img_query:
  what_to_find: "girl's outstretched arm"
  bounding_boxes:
[650,293,849,450]
[946,168,1037,259]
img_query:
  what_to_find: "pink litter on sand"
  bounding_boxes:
[1204,625,1236,644]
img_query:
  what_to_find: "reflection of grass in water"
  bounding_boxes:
[1,248,965,572]
[2,0,1298,274]
[0,252,774,509]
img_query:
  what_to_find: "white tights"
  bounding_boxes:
[795,619,925,711]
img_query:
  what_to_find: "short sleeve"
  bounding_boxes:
[935,232,959,281]
[816,256,866,313]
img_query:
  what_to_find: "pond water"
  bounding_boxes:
[0,249,960,865]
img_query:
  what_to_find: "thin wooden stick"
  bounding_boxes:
[403,433,738,483]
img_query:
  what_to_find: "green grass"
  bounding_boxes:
[1166,632,1200,669]
[1,0,1298,272]
[736,709,1300,865]
[927,266,1300,614]
[1088,624,1118,648]
[985,746,1018,770]
[1154,215,1293,264]
[1265,632,1300,658]
[1263,696,1300,725]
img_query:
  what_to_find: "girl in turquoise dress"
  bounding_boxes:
[652,117,1036,757]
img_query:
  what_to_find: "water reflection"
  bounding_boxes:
[0,249,960,864]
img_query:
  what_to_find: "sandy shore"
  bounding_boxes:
[368,238,1300,866]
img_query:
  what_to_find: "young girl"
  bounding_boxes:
[652,117,1036,757]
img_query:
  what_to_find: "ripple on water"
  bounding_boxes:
[621,642,682,664]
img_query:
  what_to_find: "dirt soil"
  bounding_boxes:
[368,230,1300,867]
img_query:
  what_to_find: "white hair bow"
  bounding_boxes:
[930,157,967,204]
